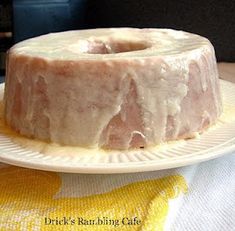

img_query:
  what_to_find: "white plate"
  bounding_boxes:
[0,80,235,174]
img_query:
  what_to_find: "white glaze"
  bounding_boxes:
[4,28,222,149]
[1,100,234,157]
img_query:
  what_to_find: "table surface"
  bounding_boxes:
[218,62,235,83]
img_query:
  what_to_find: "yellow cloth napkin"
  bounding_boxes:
[0,153,234,231]
[0,164,187,231]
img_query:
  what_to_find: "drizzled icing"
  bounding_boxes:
[4,28,222,149]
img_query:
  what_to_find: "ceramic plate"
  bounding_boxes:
[0,80,235,173]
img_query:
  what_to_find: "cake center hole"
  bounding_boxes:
[86,39,149,54]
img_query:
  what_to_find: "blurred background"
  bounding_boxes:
[0,0,235,82]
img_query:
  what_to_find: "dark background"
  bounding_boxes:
[85,0,235,62]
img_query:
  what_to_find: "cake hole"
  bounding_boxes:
[86,39,149,54]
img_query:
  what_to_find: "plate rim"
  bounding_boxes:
[0,143,234,174]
